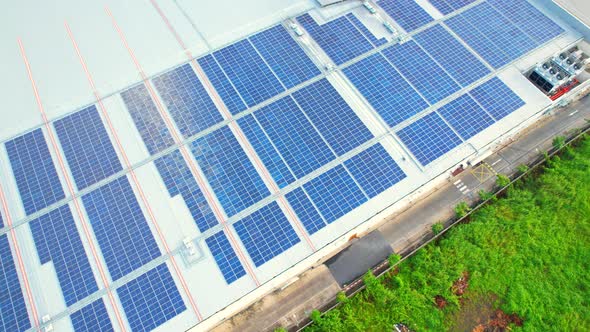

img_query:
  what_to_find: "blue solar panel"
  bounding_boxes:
[154,150,217,232]
[396,112,463,165]
[344,144,406,198]
[378,0,433,32]
[121,84,175,155]
[255,96,335,179]
[30,205,97,306]
[0,235,31,332]
[191,126,270,217]
[213,39,285,107]
[54,106,122,190]
[437,94,495,140]
[286,188,327,235]
[414,24,490,87]
[82,177,161,281]
[429,0,475,15]
[152,64,224,138]
[70,299,113,332]
[445,14,512,69]
[470,77,525,121]
[297,13,374,65]
[0,211,3,228]
[343,53,429,127]
[249,25,321,89]
[346,13,387,47]
[293,79,373,156]
[198,55,247,115]
[205,231,246,284]
[382,41,460,104]
[488,0,564,43]
[6,129,65,215]
[447,3,537,68]
[237,115,295,188]
[233,202,300,267]
[118,263,186,331]
[303,165,367,223]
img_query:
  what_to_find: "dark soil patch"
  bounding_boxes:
[452,271,470,296]
[451,293,524,332]
[434,295,447,309]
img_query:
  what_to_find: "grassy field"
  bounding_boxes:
[306,135,590,332]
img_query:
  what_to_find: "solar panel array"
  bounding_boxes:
[0,0,563,330]
[6,129,65,215]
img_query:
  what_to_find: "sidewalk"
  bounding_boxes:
[212,95,590,332]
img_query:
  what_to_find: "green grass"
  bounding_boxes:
[306,136,590,332]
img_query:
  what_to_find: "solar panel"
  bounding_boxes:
[487,0,564,43]
[297,13,374,65]
[191,126,270,217]
[81,177,161,281]
[429,0,475,15]
[343,52,429,127]
[378,0,433,32]
[54,106,123,190]
[0,235,31,332]
[344,144,406,198]
[29,205,97,306]
[249,25,321,89]
[233,202,300,267]
[70,298,113,332]
[198,55,247,115]
[254,96,335,179]
[413,24,490,87]
[152,63,224,138]
[121,84,175,155]
[437,94,495,140]
[396,112,463,166]
[346,13,387,47]
[237,115,295,188]
[205,230,247,284]
[444,14,511,69]
[118,263,186,331]
[303,165,367,223]
[292,79,373,156]
[154,150,217,232]
[5,129,65,215]
[382,41,460,104]
[213,39,285,107]
[470,77,525,121]
[285,188,327,235]
[0,211,3,228]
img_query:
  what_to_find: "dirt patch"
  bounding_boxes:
[451,271,470,296]
[472,309,524,332]
[434,295,447,309]
[451,293,524,332]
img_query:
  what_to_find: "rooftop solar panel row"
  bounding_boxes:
[152,64,224,139]
[205,231,247,284]
[0,235,31,332]
[6,129,65,215]
[121,84,175,156]
[249,25,321,89]
[234,202,300,267]
[345,13,387,47]
[396,112,463,166]
[429,0,475,15]
[297,13,374,65]
[437,94,496,140]
[293,79,374,156]
[470,77,526,121]
[413,24,490,87]
[29,205,98,306]
[70,299,113,332]
[197,55,247,115]
[382,41,461,104]
[54,106,123,191]
[118,263,186,331]
[82,177,161,281]
[154,150,217,232]
[191,126,270,217]
[285,188,327,235]
[343,52,429,127]
[378,0,433,32]
[237,115,296,189]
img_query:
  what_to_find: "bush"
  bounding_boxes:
[388,253,401,266]
[431,222,444,235]
[517,164,529,174]
[553,135,566,150]
[454,201,471,218]
[496,174,511,188]
[478,190,496,202]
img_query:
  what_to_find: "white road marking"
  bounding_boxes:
[569,110,579,116]
[491,159,502,166]
[453,179,462,185]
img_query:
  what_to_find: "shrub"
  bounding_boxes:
[455,201,471,218]
[553,135,566,150]
[518,164,529,174]
[496,174,511,188]
[431,222,444,235]
[478,189,496,202]
[388,253,401,266]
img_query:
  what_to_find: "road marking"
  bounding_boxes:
[569,110,579,116]
[453,180,470,195]
[453,179,462,185]
[491,159,502,166]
